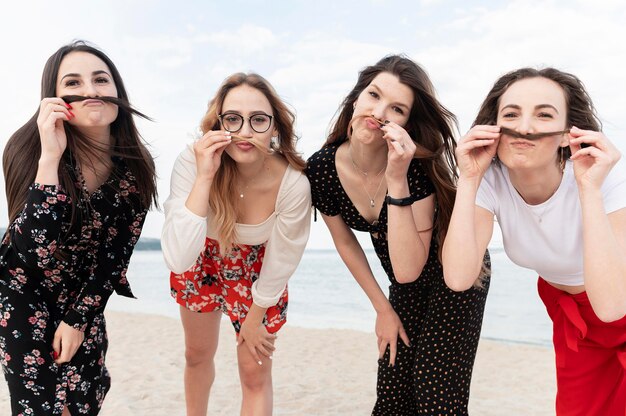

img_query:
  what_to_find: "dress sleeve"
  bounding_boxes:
[305,147,340,216]
[63,188,147,332]
[161,145,209,274]
[8,183,72,271]
[251,171,312,308]
[407,159,435,201]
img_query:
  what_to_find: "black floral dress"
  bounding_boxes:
[0,157,147,415]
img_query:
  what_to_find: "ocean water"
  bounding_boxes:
[108,241,553,346]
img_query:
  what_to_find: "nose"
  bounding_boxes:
[517,116,535,135]
[371,102,386,121]
[82,81,99,98]
[239,117,254,137]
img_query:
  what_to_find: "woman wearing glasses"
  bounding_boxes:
[162,73,311,416]
[442,68,626,414]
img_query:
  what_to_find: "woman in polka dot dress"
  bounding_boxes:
[162,73,311,416]
[306,55,490,415]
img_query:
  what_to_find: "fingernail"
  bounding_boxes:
[65,103,73,109]
[68,111,75,118]
[257,361,262,366]
[53,351,58,359]
[269,356,273,360]
[384,120,390,124]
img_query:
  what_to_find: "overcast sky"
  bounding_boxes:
[1,0,625,247]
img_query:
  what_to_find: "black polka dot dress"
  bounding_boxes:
[306,143,490,415]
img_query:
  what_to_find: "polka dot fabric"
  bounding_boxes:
[306,143,490,415]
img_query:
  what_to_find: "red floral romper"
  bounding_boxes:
[170,237,288,333]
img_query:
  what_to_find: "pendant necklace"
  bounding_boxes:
[349,145,386,208]
[238,162,268,199]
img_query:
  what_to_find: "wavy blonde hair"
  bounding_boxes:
[200,73,306,253]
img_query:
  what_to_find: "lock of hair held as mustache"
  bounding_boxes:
[499,126,570,141]
[61,95,152,121]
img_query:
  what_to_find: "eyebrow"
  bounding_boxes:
[500,103,560,114]
[221,110,272,116]
[60,70,112,82]
[369,83,411,111]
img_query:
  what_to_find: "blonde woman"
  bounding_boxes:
[162,73,311,416]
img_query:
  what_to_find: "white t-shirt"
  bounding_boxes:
[476,159,626,286]
[162,144,312,307]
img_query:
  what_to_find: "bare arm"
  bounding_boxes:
[321,213,410,366]
[442,125,499,291]
[582,203,626,322]
[322,214,390,313]
[387,193,434,283]
[569,126,626,322]
[442,177,494,291]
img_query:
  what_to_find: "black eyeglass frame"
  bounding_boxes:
[217,112,274,134]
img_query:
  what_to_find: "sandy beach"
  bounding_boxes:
[0,311,556,415]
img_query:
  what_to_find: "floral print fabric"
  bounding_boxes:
[0,158,146,415]
[170,237,288,334]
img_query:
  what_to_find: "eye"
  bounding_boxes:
[368,91,380,99]
[94,77,110,84]
[537,112,554,119]
[224,115,240,123]
[251,115,268,123]
[64,79,80,87]
[392,106,404,115]
[502,112,518,118]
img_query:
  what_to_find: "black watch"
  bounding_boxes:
[385,195,416,206]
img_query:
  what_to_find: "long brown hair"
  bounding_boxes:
[325,55,458,258]
[473,67,602,160]
[3,40,158,228]
[200,72,305,252]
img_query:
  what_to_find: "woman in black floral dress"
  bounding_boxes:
[0,41,157,415]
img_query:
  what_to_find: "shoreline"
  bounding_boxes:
[0,310,556,415]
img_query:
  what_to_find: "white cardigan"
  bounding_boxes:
[162,145,312,308]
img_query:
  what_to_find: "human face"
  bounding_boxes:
[56,51,119,129]
[351,72,413,144]
[222,84,276,163]
[496,77,569,171]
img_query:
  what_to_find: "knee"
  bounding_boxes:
[184,344,214,368]
[239,362,270,392]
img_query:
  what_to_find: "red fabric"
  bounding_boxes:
[538,277,626,416]
[170,237,288,334]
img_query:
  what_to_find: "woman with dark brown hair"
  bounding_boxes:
[306,55,490,415]
[162,72,311,416]
[0,40,157,415]
[442,67,626,415]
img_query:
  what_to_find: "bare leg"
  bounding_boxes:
[237,337,274,416]
[62,406,71,416]
[180,307,222,416]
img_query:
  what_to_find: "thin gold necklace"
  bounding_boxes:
[238,162,268,198]
[349,145,386,208]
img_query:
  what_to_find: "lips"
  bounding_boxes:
[235,142,254,151]
[510,140,535,149]
[82,99,105,106]
[365,119,381,129]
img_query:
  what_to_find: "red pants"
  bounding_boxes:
[538,277,626,416]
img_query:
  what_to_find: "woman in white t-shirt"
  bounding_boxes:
[442,68,626,415]
[161,73,311,416]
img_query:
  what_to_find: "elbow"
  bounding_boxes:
[394,266,422,284]
[594,305,626,323]
[443,271,474,292]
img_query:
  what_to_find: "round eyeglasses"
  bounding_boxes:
[218,113,273,134]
